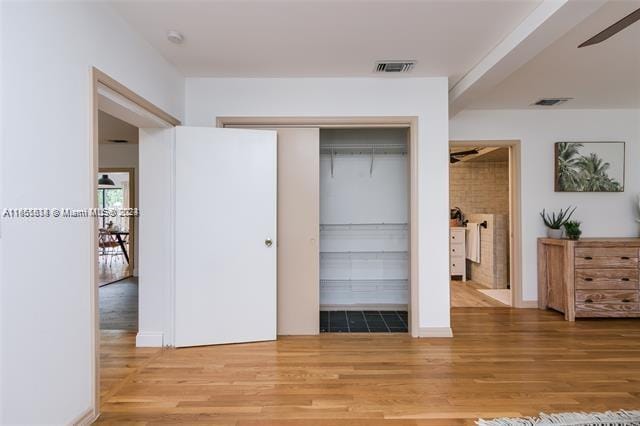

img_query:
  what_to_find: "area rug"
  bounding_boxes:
[477,409,640,426]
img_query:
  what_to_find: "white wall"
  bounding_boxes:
[137,128,176,347]
[1,2,183,424]
[450,109,640,301]
[185,77,451,331]
[99,143,140,273]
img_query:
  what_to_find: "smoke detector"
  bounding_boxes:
[374,61,415,73]
[167,30,184,45]
[532,98,573,106]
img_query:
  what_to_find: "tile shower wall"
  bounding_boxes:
[450,160,509,215]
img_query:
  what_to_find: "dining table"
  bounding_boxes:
[110,230,130,264]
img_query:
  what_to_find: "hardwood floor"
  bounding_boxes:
[450,280,509,307]
[97,308,640,425]
[100,277,138,331]
[98,258,132,287]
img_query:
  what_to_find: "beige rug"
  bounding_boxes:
[478,289,511,306]
[477,409,640,425]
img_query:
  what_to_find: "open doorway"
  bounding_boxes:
[97,112,138,336]
[448,141,522,308]
[90,68,181,420]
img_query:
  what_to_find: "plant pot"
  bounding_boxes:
[566,230,582,240]
[547,228,563,239]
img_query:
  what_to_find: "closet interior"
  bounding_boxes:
[319,128,409,333]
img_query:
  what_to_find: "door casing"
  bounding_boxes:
[89,67,180,424]
[449,139,528,308]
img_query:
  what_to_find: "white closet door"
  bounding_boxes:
[174,126,277,348]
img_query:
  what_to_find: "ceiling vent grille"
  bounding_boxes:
[375,61,415,73]
[533,98,573,106]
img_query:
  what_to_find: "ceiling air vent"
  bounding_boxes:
[375,61,415,73]
[532,98,573,106]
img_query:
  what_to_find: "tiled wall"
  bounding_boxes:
[466,213,509,289]
[450,160,509,215]
[450,160,510,289]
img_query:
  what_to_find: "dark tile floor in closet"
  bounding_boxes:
[320,310,408,333]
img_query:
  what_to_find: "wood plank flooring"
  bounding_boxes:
[99,277,138,331]
[450,280,509,307]
[98,259,132,287]
[97,308,640,425]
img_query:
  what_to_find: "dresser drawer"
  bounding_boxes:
[575,289,639,304]
[450,255,465,274]
[574,248,638,269]
[576,303,640,316]
[450,229,465,243]
[450,242,464,257]
[575,269,639,290]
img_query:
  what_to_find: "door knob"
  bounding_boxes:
[265,238,273,247]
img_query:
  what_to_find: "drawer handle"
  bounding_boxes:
[584,298,594,303]
[622,278,630,282]
[621,256,630,260]
[584,256,593,260]
[585,278,593,282]
[452,236,456,240]
[622,298,632,303]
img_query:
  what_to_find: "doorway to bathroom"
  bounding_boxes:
[448,140,524,308]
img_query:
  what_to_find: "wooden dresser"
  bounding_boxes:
[538,238,640,321]
[450,228,466,281]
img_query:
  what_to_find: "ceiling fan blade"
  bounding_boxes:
[579,7,640,48]
[450,149,479,157]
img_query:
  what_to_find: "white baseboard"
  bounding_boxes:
[136,331,164,347]
[415,326,453,338]
[71,408,96,426]
[516,300,538,308]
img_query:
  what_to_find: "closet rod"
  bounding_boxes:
[320,143,406,150]
[320,144,406,177]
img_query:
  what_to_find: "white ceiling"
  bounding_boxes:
[467,1,640,109]
[110,0,541,84]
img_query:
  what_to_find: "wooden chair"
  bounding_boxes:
[98,229,119,266]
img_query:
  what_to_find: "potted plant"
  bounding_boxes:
[450,207,463,227]
[564,220,582,240]
[540,206,576,238]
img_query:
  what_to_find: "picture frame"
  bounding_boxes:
[555,141,625,192]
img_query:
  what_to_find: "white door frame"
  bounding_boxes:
[449,139,531,308]
[216,116,420,336]
[88,67,180,424]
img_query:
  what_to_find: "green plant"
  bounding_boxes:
[564,220,582,240]
[540,206,576,229]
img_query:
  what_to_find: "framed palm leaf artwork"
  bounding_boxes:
[555,142,625,192]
